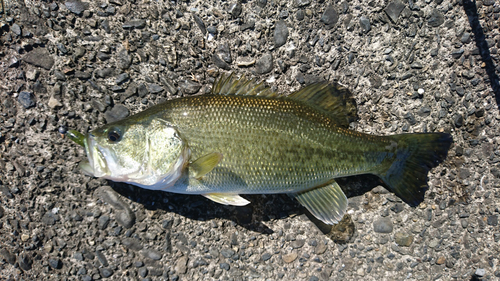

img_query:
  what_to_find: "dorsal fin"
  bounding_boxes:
[288,83,358,128]
[211,73,278,97]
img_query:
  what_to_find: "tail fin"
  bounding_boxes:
[379,133,452,206]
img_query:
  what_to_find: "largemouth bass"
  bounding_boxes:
[67,74,452,225]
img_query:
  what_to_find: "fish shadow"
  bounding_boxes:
[107,174,383,235]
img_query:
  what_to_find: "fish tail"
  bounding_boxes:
[378,133,452,206]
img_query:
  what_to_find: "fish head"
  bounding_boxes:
[81,118,189,189]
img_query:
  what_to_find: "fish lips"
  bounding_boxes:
[82,133,111,178]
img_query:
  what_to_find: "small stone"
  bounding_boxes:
[96,68,115,78]
[122,238,143,251]
[23,48,54,70]
[228,3,242,18]
[394,232,414,246]
[122,19,146,29]
[0,249,16,265]
[212,53,231,70]
[436,256,446,265]
[262,253,272,261]
[282,252,297,263]
[475,268,486,277]
[148,83,163,94]
[428,9,444,27]
[359,16,371,32]
[217,44,232,63]
[175,256,188,274]
[451,49,464,59]
[105,104,129,123]
[141,249,162,260]
[18,91,36,109]
[321,6,338,26]
[65,0,89,15]
[115,73,129,84]
[98,215,110,230]
[220,248,235,258]
[11,24,22,36]
[99,268,114,278]
[75,71,91,80]
[291,239,305,249]
[19,253,32,271]
[487,215,498,226]
[192,14,206,35]
[255,53,273,74]
[373,218,393,233]
[116,49,132,70]
[274,20,288,48]
[453,114,463,127]
[296,0,311,7]
[220,262,230,271]
[181,80,201,95]
[48,258,62,269]
[384,0,405,23]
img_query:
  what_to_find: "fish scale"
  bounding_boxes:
[71,74,452,225]
[160,94,383,194]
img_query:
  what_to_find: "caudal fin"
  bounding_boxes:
[379,133,452,206]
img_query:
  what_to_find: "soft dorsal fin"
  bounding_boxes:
[211,73,278,97]
[288,83,358,128]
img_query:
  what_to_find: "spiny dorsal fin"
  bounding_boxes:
[288,83,358,128]
[211,73,278,97]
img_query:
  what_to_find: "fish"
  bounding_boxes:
[66,73,453,225]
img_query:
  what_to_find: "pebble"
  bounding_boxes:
[181,80,201,95]
[228,3,242,18]
[296,0,311,7]
[48,258,62,269]
[97,186,136,228]
[274,20,288,48]
[99,268,114,278]
[384,0,405,23]
[175,256,188,274]
[18,91,36,109]
[98,215,110,230]
[141,249,162,260]
[394,232,414,246]
[122,19,146,29]
[212,53,231,70]
[192,14,206,35]
[283,252,298,263]
[292,239,306,249]
[75,71,91,80]
[1,249,16,265]
[255,53,273,74]
[428,9,444,27]
[262,253,272,261]
[436,256,446,265]
[105,104,129,123]
[116,49,132,70]
[487,215,498,226]
[373,218,393,233]
[148,83,164,94]
[217,44,232,63]
[115,73,129,84]
[48,95,63,108]
[19,253,32,271]
[11,24,22,36]
[453,114,463,127]
[65,0,88,15]
[321,6,338,27]
[221,248,235,258]
[23,48,54,70]
[475,268,486,277]
[122,238,143,251]
[220,262,230,271]
[359,16,371,32]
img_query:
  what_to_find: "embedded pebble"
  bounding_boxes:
[65,0,89,15]
[373,218,393,233]
[274,20,289,48]
[18,92,36,109]
[255,53,273,74]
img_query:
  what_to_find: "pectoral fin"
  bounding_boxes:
[291,180,348,225]
[202,193,250,206]
[189,152,223,179]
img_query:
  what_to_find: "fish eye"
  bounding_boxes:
[107,128,122,143]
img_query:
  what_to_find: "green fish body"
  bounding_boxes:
[74,74,452,225]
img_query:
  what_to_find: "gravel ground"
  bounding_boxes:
[1,0,500,280]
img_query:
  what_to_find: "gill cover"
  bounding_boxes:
[82,118,189,190]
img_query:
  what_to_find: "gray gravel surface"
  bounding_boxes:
[1,0,500,280]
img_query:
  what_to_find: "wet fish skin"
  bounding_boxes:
[75,74,452,225]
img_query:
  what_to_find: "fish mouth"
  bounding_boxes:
[82,133,110,177]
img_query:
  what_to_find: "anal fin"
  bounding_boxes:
[291,180,348,225]
[202,193,250,206]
